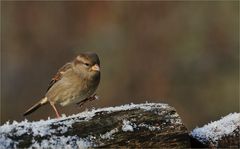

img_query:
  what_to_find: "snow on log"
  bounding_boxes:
[191,113,240,148]
[0,103,190,148]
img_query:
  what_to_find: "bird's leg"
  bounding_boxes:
[88,93,98,101]
[76,98,89,107]
[76,94,98,107]
[50,102,61,118]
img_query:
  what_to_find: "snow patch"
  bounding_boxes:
[30,135,91,149]
[0,102,169,148]
[138,123,161,131]
[0,135,17,149]
[100,128,119,139]
[122,120,134,132]
[191,112,240,145]
[171,113,182,124]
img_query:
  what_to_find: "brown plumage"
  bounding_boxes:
[23,52,100,118]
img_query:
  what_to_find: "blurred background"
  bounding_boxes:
[1,1,239,129]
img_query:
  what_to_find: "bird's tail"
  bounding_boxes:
[23,97,48,116]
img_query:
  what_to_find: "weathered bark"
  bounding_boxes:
[217,128,240,148]
[0,103,190,148]
[192,128,240,148]
[191,113,240,148]
[1,103,239,148]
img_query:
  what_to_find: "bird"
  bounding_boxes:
[23,52,101,118]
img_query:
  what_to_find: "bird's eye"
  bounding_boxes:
[84,63,90,66]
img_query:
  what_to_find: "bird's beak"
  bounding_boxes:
[91,64,100,71]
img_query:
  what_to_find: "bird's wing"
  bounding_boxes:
[46,62,72,92]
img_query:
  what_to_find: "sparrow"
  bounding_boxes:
[23,52,100,118]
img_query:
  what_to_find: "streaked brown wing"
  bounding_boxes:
[46,62,72,92]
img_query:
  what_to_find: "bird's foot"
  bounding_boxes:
[76,94,99,107]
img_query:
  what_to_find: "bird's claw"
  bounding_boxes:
[76,94,99,107]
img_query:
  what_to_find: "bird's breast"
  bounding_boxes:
[58,73,99,106]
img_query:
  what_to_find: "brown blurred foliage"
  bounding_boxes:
[1,1,239,129]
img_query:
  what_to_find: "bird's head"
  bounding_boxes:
[73,52,100,78]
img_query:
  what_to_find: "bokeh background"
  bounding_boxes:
[1,1,239,129]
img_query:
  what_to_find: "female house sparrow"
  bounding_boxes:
[23,52,100,118]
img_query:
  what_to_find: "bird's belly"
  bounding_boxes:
[58,85,96,107]
[58,92,87,106]
[46,75,98,107]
